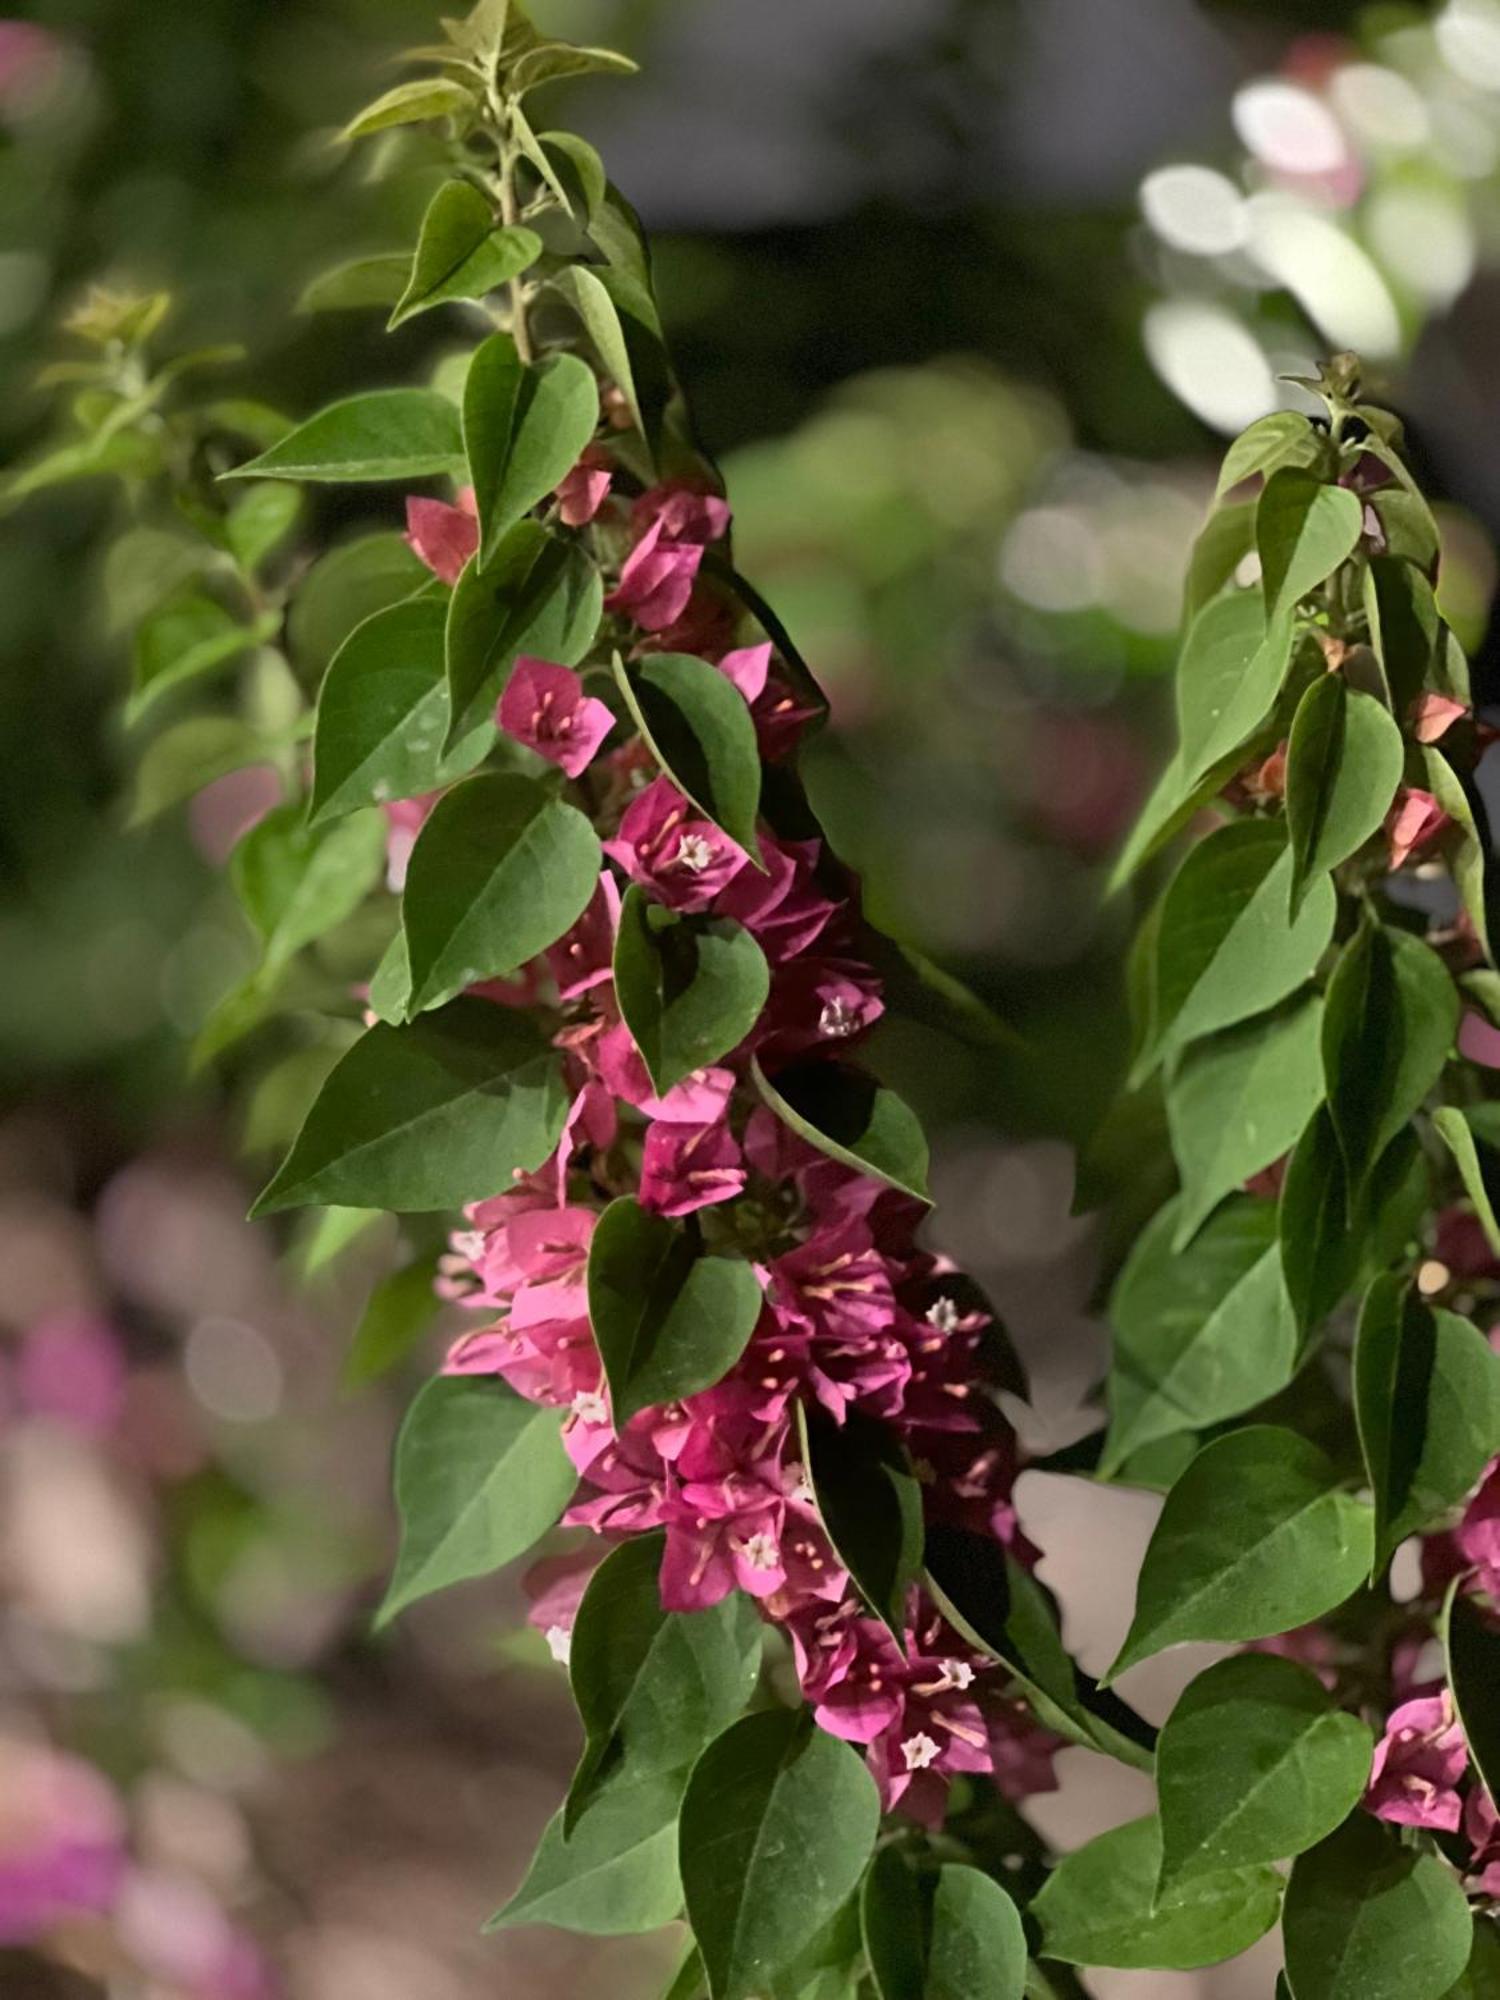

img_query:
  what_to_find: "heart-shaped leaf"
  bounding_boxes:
[1257,468,1363,625]
[488,1767,684,1936]
[389,178,541,329]
[1282,1813,1473,2000]
[861,1849,1027,2000]
[613,886,769,1093]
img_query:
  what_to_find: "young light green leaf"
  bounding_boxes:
[127,596,278,724]
[1104,745,1238,897]
[613,888,769,1094]
[1284,675,1404,914]
[1184,499,1256,619]
[796,1403,924,1641]
[539,130,608,222]
[445,520,602,742]
[401,771,601,1015]
[389,179,540,329]
[613,652,764,857]
[565,1532,762,1831]
[1353,1276,1500,1573]
[379,1374,574,1622]
[1282,1813,1474,2000]
[1165,992,1324,1247]
[1257,468,1363,626]
[1141,820,1335,1075]
[1322,921,1458,1191]
[225,390,465,484]
[340,76,476,141]
[226,482,303,573]
[1101,1198,1298,1474]
[308,598,490,827]
[342,1254,441,1389]
[127,716,276,825]
[1433,1106,1500,1257]
[297,252,412,314]
[1155,1654,1372,1893]
[488,1767,684,1936]
[861,1849,1027,2000]
[751,1058,930,1204]
[1106,1427,1373,1681]
[1215,410,1322,498]
[509,41,639,93]
[463,331,599,565]
[1031,1815,1281,1971]
[288,531,432,679]
[679,1709,880,2000]
[587,1198,763,1428]
[251,999,566,1215]
[230,801,386,975]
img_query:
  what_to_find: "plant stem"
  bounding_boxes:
[496,113,532,362]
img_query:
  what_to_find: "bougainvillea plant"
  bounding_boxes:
[10,3,1500,1995]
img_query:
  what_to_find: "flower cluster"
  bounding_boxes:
[409,470,1060,1822]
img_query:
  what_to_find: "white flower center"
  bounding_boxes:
[545,1624,572,1666]
[737,1530,780,1572]
[818,997,860,1038]
[570,1389,609,1426]
[901,1732,941,1772]
[674,832,715,873]
[936,1658,975,1691]
[925,1295,961,1335]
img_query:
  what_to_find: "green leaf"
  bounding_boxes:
[679,1709,880,2000]
[229,802,386,976]
[565,1532,762,1830]
[613,887,769,1094]
[1282,1813,1474,2000]
[1279,1110,1428,1337]
[308,598,489,827]
[1322,921,1458,1192]
[127,596,277,725]
[861,1850,1027,2000]
[923,1527,1157,1772]
[1215,410,1322,498]
[509,40,639,92]
[340,76,476,141]
[463,331,599,565]
[586,1198,763,1428]
[225,391,465,484]
[796,1403,924,1641]
[1422,744,1495,963]
[1440,1920,1500,2000]
[1433,1106,1500,1257]
[538,130,608,222]
[127,716,275,825]
[1257,469,1363,626]
[390,179,540,329]
[226,482,303,573]
[1106,1426,1373,1681]
[488,1767,684,1936]
[1104,745,1236,897]
[1285,675,1404,914]
[1184,499,1256,619]
[551,263,670,461]
[751,1058,930,1204]
[445,520,602,743]
[251,998,566,1215]
[1165,992,1324,1246]
[613,652,764,857]
[367,928,413,1025]
[1101,1198,1298,1474]
[1031,1815,1281,1971]
[1155,1654,1372,1893]
[289,531,432,680]
[297,252,412,314]
[401,771,601,1015]
[342,1254,441,1388]
[1141,821,1336,1074]
[1353,1277,1500,1573]
[1363,556,1441,713]
[379,1374,574,1621]
[1445,1588,1500,1812]
[1176,590,1294,787]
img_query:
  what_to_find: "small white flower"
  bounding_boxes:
[924,1295,961,1335]
[737,1530,780,1572]
[674,832,716,873]
[936,1658,975,1691]
[570,1389,609,1426]
[545,1624,572,1666]
[818,997,860,1039]
[901,1732,942,1772]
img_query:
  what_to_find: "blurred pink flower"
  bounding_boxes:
[404,490,477,585]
